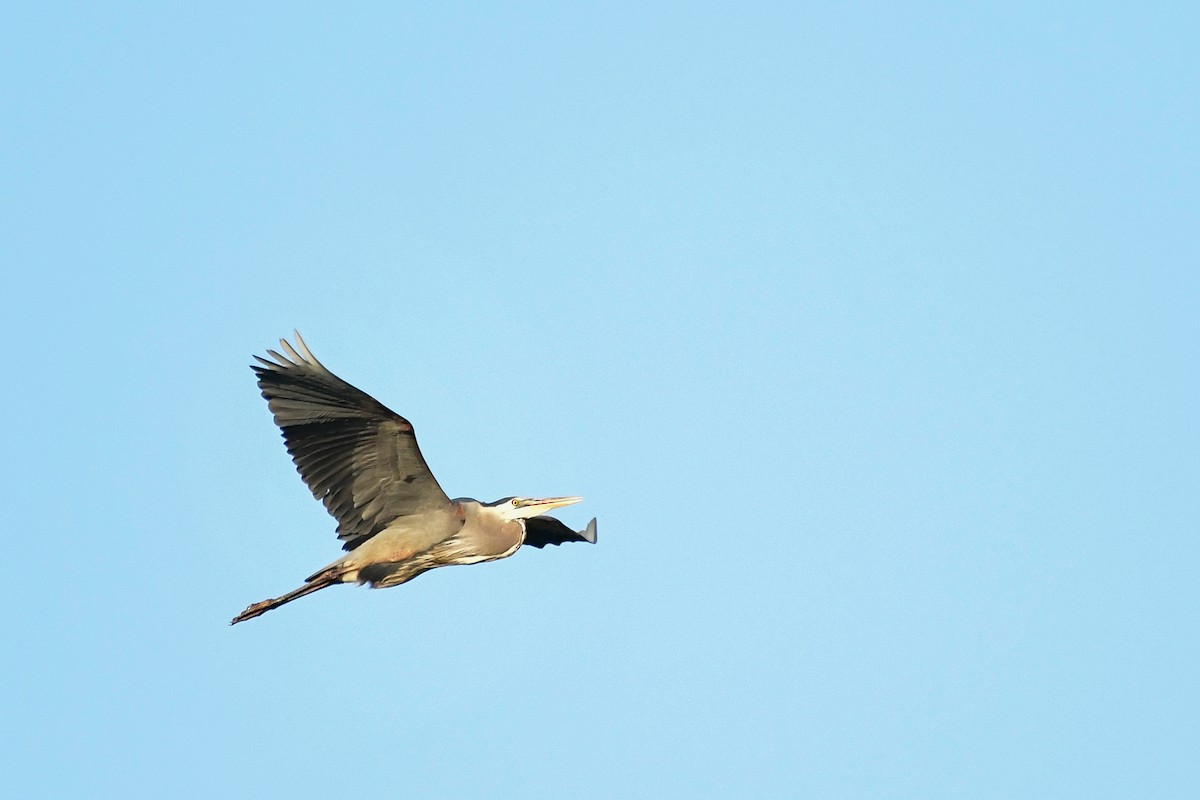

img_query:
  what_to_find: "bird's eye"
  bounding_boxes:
[511,498,520,507]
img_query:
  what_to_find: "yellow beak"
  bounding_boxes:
[520,496,583,514]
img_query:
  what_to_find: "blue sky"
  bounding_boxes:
[3,2,1196,797]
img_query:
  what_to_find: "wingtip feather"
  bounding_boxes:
[279,337,304,364]
[292,330,327,371]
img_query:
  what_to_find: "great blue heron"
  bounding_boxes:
[231,333,596,625]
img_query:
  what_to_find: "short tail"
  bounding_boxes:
[230,571,340,625]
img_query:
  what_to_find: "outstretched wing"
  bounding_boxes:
[522,516,598,549]
[253,332,453,551]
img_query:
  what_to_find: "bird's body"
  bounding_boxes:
[231,333,595,625]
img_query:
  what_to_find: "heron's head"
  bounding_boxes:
[493,496,583,521]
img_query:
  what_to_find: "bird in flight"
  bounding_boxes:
[231,332,596,625]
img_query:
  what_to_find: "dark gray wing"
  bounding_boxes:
[522,516,598,549]
[253,332,454,551]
